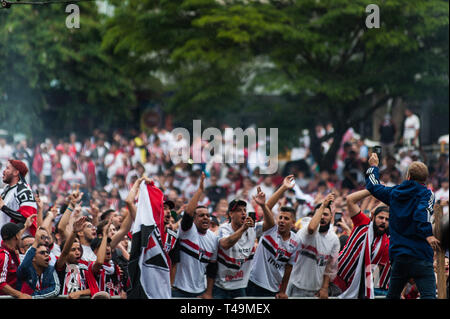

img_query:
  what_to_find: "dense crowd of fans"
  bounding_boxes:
[0,110,448,299]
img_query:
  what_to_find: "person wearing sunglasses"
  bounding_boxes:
[16,227,60,298]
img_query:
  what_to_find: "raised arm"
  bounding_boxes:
[365,153,393,205]
[18,227,48,280]
[346,189,371,218]
[253,186,275,232]
[57,190,83,241]
[56,217,87,270]
[266,175,295,210]
[41,206,57,237]
[93,219,112,274]
[110,210,132,250]
[18,214,37,240]
[35,193,44,228]
[185,172,205,217]
[125,176,146,221]
[308,193,335,235]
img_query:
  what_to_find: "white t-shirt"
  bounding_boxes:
[249,225,300,293]
[81,245,97,262]
[403,114,420,140]
[215,222,263,290]
[174,216,218,294]
[288,225,340,292]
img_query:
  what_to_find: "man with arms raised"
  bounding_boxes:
[172,172,218,298]
[333,188,390,299]
[278,192,340,299]
[247,175,300,297]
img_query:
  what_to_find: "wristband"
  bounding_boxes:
[67,206,73,212]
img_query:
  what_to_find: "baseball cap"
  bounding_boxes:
[228,199,247,212]
[1,222,24,240]
[8,159,28,177]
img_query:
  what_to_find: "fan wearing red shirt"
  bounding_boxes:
[0,222,32,298]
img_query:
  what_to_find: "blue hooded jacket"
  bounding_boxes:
[365,166,435,262]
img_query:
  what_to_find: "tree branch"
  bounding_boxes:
[347,94,393,128]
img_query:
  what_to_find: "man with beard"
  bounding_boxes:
[333,189,390,299]
[279,193,340,298]
[172,172,218,298]
[247,175,300,297]
[0,160,37,239]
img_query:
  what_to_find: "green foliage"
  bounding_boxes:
[103,0,447,169]
[0,0,447,170]
[0,2,136,138]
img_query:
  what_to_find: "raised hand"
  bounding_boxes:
[368,153,379,167]
[24,214,37,230]
[323,192,335,208]
[199,171,206,192]
[89,200,100,217]
[35,192,43,212]
[69,189,84,206]
[282,175,296,189]
[252,186,266,206]
[103,218,113,238]
[73,216,88,234]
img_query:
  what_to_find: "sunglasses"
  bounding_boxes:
[38,250,50,256]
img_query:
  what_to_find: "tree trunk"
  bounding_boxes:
[320,127,345,172]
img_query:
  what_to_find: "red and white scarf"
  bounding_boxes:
[337,222,390,299]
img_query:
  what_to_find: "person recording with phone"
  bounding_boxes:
[213,195,262,299]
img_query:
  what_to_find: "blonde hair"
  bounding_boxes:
[407,161,429,184]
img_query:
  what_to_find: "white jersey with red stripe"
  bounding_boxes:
[288,224,340,292]
[215,221,263,290]
[249,225,299,292]
[0,181,37,239]
[173,222,218,294]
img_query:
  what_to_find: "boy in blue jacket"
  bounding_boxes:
[17,227,60,299]
[365,153,440,299]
